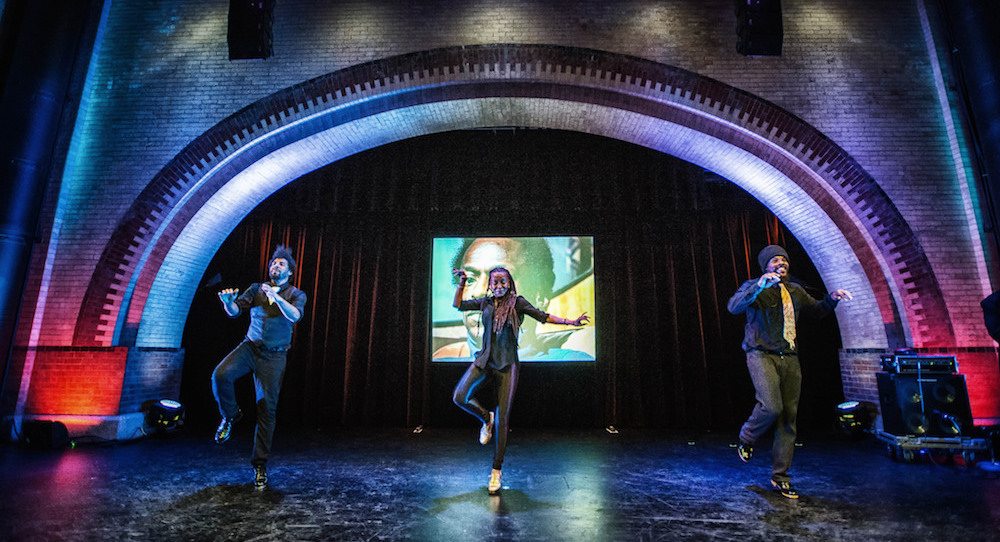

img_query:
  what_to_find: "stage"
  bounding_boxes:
[3,427,998,541]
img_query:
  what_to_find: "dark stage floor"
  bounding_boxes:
[3,426,999,541]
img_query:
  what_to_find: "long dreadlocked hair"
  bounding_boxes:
[488,267,522,333]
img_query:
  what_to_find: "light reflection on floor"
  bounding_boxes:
[2,427,998,541]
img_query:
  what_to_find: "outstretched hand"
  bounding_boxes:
[218,287,239,305]
[570,312,590,327]
[830,289,853,301]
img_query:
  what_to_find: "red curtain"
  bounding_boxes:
[180,130,843,432]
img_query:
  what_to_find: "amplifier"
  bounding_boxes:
[880,354,957,374]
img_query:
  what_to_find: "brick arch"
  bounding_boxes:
[74,44,951,350]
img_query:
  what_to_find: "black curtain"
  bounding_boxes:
[181,129,843,434]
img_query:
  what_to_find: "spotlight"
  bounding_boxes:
[836,400,872,437]
[142,399,185,432]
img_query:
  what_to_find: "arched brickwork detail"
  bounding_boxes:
[73,44,952,350]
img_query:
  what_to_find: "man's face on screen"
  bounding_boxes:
[458,239,530,344]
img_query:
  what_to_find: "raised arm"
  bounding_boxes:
[261,283,302,322]
[452,268,467,308]
[727,273,781,314]
[830,289,852,301]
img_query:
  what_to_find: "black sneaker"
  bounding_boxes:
[253,464,267,491]
[737,440,753,463]
[214,409,242,444]
[771,479,799,499]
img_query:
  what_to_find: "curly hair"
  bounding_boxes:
[269,245,297,275]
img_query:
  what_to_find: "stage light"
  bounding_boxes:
[836,400,872,437]
[142,399,185,432]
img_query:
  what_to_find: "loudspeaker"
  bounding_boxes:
[228,0,274,60]
[734,0,783,56]
[877,372,974,437]
[22,420,70,449]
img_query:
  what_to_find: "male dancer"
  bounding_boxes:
[212,245,307,490]
[728,245,851,498]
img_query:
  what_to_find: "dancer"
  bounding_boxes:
[211,245,307,490]
[728,245,851,499]
[451,266,590,494]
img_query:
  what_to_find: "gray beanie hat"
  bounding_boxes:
[757,245,789,272]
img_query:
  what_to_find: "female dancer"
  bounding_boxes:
[451,266,590,494]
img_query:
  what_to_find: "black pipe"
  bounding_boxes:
[936,0,1000,278]
[0,0,101,413]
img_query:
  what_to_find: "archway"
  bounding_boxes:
[76,44,947,354]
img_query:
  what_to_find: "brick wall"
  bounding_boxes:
[23,347,128,416]
[954,350,1000,422]
[28,0,987,348]
[118,348,185,414]
[11,0,999,426]
[840,350,884,409]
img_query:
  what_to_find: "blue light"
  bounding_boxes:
[837,400,861,411]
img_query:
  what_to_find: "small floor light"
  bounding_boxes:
[142,399,185,432]
[836,400,872,437]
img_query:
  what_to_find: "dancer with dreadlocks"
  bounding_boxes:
[451,266,590,494]
[211,245,307,490]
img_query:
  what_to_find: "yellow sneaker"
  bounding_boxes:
[771,479,799,499]
[479,411,495,445]
[488,469,502,494]
[253,464,267,491]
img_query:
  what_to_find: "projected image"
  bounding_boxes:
[432,236,596,362]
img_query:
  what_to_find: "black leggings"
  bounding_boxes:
[452,363,520,470]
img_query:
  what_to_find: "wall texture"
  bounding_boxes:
[6,0,998,434]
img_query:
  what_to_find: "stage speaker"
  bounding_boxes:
[734,0,783,56]
[228,0,274,60]
[22,420,70,449]
[876,372,974,437]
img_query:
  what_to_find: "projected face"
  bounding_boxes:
[456,238,547,346]
[433,235,595,362]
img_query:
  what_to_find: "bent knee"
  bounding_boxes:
[758,404,783,421]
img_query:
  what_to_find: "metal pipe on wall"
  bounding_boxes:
[937,0,1000,279]
[0,0,100,413]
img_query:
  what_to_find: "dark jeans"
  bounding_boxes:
[738,350,801,483]
[212,340,287,466]
[452,362,520,470]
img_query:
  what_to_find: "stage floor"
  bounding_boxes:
[3,426,998,541]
